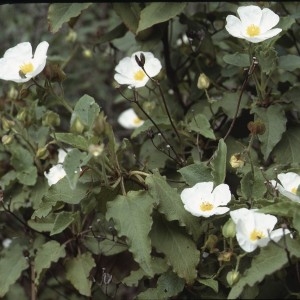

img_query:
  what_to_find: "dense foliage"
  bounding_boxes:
[0,2,300,299]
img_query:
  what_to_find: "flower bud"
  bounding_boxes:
[230,153,245,169]
[93,112,108,135]
[71,117,85,134]
[36,147,49,160]
[82,49,93,58]
[197,73,210,90]
[247,120,266,135]
[16,109,29,122]
[226,270,240,286]
[65,29,77,43]
[222,218,236,238]
[218,251,233,263]
[88,144,104,157]
[42,111,61,127]
[1,117,15,131]
[2,134,14,145]
[8,86,18,100]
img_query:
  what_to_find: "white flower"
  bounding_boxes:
[118,108,144,129]
[44,148,69,186]
[230,208,290,253]
[271,172,300,202]
[0,41,49,83]
[114,51,162,89]
[180,182,231,217]
[225,5,282,43]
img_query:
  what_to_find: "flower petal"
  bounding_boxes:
[212,183,231,206]
[3,42,32,59]
[260,8,280,32]
[237,5,262,27]
[225,15,243,38]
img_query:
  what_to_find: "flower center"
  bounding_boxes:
[133,117,143,125]
[246,24,261,37]
[20,62,34,75]
[200,202,213,211]
[250,229,265,241]
[134,69,146,81]
[291,186,298,195]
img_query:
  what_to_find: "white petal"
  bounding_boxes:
[236,230,258,252]
[44,164,66,186]
[212,183,231,206]
[253,212,277,231]
[237,5,262,27]
[242,28,282,43]
[225,15,244,38]
[278,172,300,190]
[3,42,32,59]
[260,8,280,32]
[118,108,144,129]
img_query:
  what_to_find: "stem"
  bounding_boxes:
[223,57,258,140]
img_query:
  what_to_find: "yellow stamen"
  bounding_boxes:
[20,62,34,74]
[246,24,261,37]
[133,117,143,125]
[250,229,265,241]
[200,202,213,211]
[134,70,145,81]
[291,187,298,195]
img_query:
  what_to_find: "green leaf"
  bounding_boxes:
[151,215,200,284]
[53,133,90,151]
[271,126,300,164]
[106,190,157,276]
[113,3,140,33]
[16,166,37,186]
[198,278,219,293]
[210,139,227,186]
[48,3,92,33]
[50,211,77,235]
[96,23,128,44]
[34,241,66,284]
[137,270,185,299]
[251,105,287,160]
[277,15,295,31]
[0,243,28,297]
[186,113,216,140]
[137,3,187,33]
[63,148,91,189]
[65,252,96,297]
[212,91,249,119]
[223,53,250,67]
[278,54,300,71]
[240,169,267,200]
[146,173,202,240]
[70,94,100,132]
[228,237,300,299]
[10,146,33,170]
[255,46,278,75]
[178,162,213,186]
[123,257,169,287]
[28,214,56,233]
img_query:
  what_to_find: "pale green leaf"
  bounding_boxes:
[271,126,300,164]
[240,168,267,200]
[53,133,90,151]
[137,270,185,299]
[178,163,213,186]
[146,172,203,239]
[278,54,300,71]
[48,3,92,33]
[70,94,100,132]
[198,278,219,293]
[0,243,28,297]
[252,105,287,160]
[137,3,187,33]
[34,241,66,284]
[63,148,91,190]
[113,3,140,33]
[223,53,249,67]
[210,139,227,185]
[106,190,157,276]
[50,211,77,235]
[16,166,37,186]
[151,215,200,284]
[65,252,96,297]
[123,257,169,287]
[186,113,216,140]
